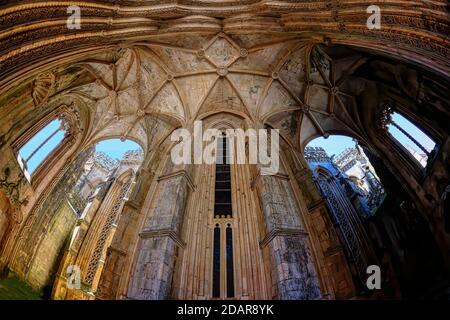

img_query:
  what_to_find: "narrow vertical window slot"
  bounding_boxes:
[226,224,234,298]
[212,224,221,298]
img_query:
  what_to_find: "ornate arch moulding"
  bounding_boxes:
[10,103,83,187]
[0,1,448,87]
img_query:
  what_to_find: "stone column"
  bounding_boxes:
[258,173,322,300]
[127,170,193,299]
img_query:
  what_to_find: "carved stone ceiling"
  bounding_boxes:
[54,32,370,151]
[1,1,448,152]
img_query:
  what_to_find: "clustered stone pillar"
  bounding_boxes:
[258,173,322,300]
[127,169,192,299]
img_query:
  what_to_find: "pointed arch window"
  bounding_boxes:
[380,102,439,172]
[212,224,221,298]
[225,224,234,298]
[18,119,66,178]
[212,132,235,299]
[214,133,232,217]
[12,105,80,183]
[381,105,437,169]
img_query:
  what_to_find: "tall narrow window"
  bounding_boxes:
[212,224,221,298]
[214,134,232,217]
[226,224,234,298]
[17,118,67,179]
[212,132,235,298]
[387,111,436,168]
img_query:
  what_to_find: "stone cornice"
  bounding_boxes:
[139,228,186,248]
[259,227,309,248]
[108,246,127,257]
[157,169,196,191]
[307,198,326,212]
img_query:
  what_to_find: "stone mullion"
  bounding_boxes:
[194,168,207,299]
[233,137,256,300]
[172,164,209,299]
[204,166,215,298]
[251,172,272,299]
[178,177,194,299]
[186,167,202,299]
[197,166,212,298]
[188,167,206,299]
[233,163,246,298]
[174,159,270,300]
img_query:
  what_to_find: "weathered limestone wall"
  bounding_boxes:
[0,75,89,269]
[94,141,171,300]
[127,171,190,299]
[96,171,154,299]
[51,170,135,300]
[26,201,78,289]
[0,191,12,260]
[258,173,322,300]
[11,147,93,286]
[306,204,356,299]
[52,182,110,300]
[0,210,7,249]
[96,202,144,300]
[173,162,272,299]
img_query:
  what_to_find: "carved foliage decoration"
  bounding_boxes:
[0,167,26,222]
[31,72,55,107]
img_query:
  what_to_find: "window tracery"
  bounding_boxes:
[212,132,235,299]
[84,177,132,286]
[380,103,437,169]
[12,104,82,183]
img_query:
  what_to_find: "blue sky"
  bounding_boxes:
[19,119,65,174]
[95,138,142,160]
[19,119,142,174]
[19,112,436,175]
[387,112,435,153]
[307,135,356,157]
[307,112,435,157]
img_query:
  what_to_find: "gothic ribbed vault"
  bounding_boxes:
[0,0,449,301]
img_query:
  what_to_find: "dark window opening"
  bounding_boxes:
[214,134,232,217]
[212,225,221,298]
[226,225,235,298]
